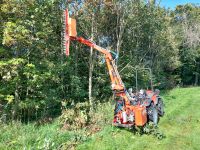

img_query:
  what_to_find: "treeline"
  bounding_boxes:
[0,0,199,122]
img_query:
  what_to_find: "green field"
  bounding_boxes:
[0,87,200,150]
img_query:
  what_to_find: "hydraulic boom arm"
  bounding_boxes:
[70,36,124,91]
[63,9,131,105]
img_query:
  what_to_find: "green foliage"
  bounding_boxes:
[3,22,30,46]
[172,4,200,85]
[59,101,90,130]
[0,120,88,150]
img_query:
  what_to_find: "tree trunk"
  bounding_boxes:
[195,72,198,86]
[89,14,94,112]
[115,2,125,65]
[13,82,19,122]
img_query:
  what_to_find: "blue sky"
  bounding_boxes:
[159,0,200,9]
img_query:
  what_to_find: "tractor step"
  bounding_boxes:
[113,123,134,128]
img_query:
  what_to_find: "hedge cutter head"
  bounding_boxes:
[63,9,77,56]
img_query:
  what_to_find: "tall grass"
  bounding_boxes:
[0,120,87,149]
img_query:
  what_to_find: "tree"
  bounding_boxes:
[173,4,200,85]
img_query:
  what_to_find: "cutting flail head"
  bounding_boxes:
[62,9,77,56]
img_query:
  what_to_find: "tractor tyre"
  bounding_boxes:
[147,103,159,126]
[157,99,164,117]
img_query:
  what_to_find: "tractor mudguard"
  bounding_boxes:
[152,95,158,105]
[145,98,152,107]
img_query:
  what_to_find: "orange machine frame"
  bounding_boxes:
[64,9,147,127]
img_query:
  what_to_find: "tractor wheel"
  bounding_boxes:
[157,99,164,117]
[147,103,158,126]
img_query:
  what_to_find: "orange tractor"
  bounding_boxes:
[63,9,164,128]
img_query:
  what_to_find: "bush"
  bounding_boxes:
[59,102,90,130]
